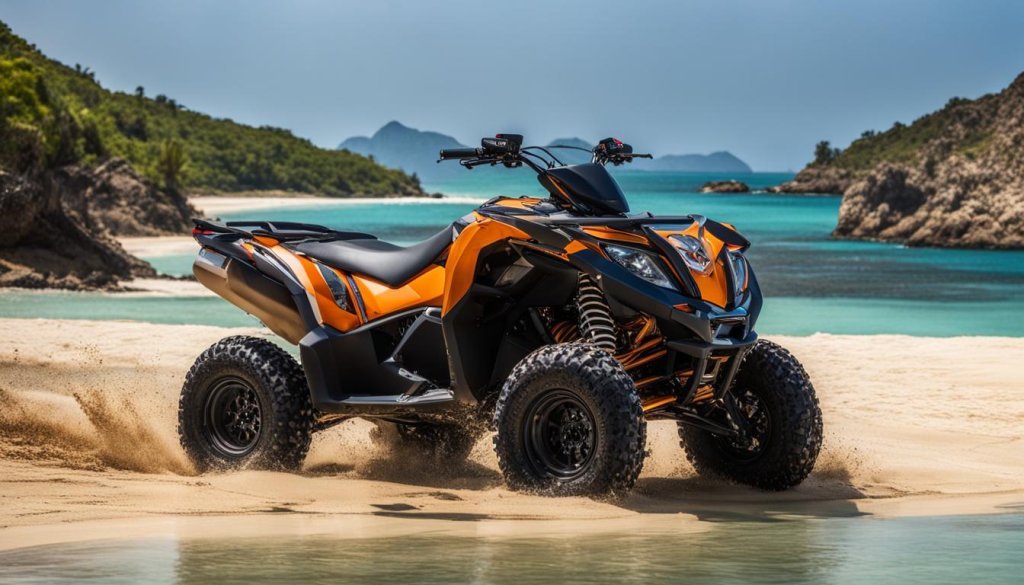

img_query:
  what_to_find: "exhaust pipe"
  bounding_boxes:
[193,248,307,344]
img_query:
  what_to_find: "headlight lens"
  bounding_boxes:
[604,244,677,291]
[727,250,748,296]
[668,235,713,275]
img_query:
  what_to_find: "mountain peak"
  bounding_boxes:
[375,120,413,137]
[339,122,467,180]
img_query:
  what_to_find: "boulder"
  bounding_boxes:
[699,180,750,193]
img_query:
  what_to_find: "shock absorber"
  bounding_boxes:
[576,274,617,352]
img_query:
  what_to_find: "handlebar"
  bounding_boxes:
[438,134,651,172]
[439,147,483,160]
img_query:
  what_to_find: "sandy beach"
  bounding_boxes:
[0,318,1021,549]
[119,235,198,258]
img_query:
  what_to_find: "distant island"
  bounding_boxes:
[339,122,753,180]
[630,151,752,173]
[776,72,1024,249]
[339,121,465,181]
[545,138,752,173]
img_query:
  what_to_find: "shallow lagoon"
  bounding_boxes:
[1,513,1021,584]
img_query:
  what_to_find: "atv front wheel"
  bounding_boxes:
[493,344,646,496]
[178,336,314,472]
[678,339,823,490]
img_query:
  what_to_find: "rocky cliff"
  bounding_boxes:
[835,74,1024,248]
[780,72,1024,248]
[56,158,195,237]
[0,160,193,290]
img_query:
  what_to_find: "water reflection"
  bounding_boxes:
[2,515,1019,584]
[170,521,837,585]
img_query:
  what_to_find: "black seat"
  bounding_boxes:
[289,224,454,287]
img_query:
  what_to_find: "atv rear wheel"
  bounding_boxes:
[178,336,314,472]
[493,344,646,496]
[677,339,822,490]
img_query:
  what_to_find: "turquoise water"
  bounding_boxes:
[144,254,197,278]
[2,170,1023,336]
[0,290,259,327]
[0,514,1020,584]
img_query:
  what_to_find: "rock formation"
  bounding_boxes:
[56,158,195,237]
[0,159,194,290]
[832,73,1024,249]
[699,180,750,193]
[768,166,856,195]
[775,72,1024,248]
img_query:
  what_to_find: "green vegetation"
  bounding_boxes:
[157,138,188,191]
[814,93,995,171]
[813,140,841,165]
[0,21,420,196]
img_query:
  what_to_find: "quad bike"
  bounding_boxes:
[179,134,823,495]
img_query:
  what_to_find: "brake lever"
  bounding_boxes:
[461,158,498,169]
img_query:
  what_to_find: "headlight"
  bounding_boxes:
[604,244,678,291]
[668,235,713,275]
[727,249,748,296]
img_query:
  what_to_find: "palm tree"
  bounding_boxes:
[157,139,188,191]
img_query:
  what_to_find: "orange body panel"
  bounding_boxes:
[353,266,445,321]
[581,226,648,245]
[264,244,362,332]
[263,242,446,332]
[294,256,362,332]
[654,224,731,308]
[442,218,530,315]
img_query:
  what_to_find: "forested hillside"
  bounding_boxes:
[0,21,421,197]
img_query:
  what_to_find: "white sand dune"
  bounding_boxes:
[0,318,1021,550]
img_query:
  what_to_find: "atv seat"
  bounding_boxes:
[289,224,454,287]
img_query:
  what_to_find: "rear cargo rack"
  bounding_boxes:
[192,218,375,243]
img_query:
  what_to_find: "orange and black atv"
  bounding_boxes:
[179,134,822,495]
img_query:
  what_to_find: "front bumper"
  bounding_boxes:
[568,247,762,402]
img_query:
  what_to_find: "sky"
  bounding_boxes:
[2,0,1022,171]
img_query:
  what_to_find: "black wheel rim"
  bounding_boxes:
[522,389,597,481]
[722,388,771,462]
[203,376,262,458]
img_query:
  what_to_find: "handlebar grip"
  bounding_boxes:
[439,147,482,160]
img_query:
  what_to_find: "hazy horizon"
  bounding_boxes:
[2,0,1021,171]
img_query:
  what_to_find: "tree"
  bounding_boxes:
[157,138,188,191]
[813,140,841,165]
[135,86,144,99]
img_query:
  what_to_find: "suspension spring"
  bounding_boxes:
[576,274,617,352]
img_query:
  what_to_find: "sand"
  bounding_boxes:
[0,318,1021,549]
[119,235,197,258]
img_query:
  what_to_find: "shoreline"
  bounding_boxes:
[1,492,1020,553]
[1,318,1021,550]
